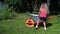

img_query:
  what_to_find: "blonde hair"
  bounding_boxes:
[40,3,49,14]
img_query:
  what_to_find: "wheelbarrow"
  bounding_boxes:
[25,14,40,27]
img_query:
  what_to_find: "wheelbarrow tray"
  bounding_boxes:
[29,14,39,22]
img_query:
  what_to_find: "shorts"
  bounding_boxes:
[39,17,46,22]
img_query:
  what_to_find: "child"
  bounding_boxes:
[35,3,49,30]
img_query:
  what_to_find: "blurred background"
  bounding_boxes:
[0,0,59,14]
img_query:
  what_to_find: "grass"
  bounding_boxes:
[0,14,60,34]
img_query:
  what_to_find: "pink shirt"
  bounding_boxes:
[39,8,47,18]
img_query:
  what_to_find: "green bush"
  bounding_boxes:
[0,4,16,20]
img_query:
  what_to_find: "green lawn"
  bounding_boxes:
[0,14,60,34]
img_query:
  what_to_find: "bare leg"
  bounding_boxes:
[43,21,46,30]
[35,19,40,28]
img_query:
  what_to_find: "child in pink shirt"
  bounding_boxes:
[36,3,49,30]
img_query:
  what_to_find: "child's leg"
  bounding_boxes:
[35,19,40,28]
[43,21,46,30]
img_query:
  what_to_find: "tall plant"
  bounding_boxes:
[0,4,16,20]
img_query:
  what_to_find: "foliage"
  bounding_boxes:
[1,0,59,14]
[0,4,16,20]
[1,0,38,13]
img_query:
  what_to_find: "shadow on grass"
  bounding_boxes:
[34,22,52,28]
[46,23,52,28]
[0,27,7,34]
[39,22,52,27]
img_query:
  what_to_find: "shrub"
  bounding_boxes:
[0,4,16,20]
